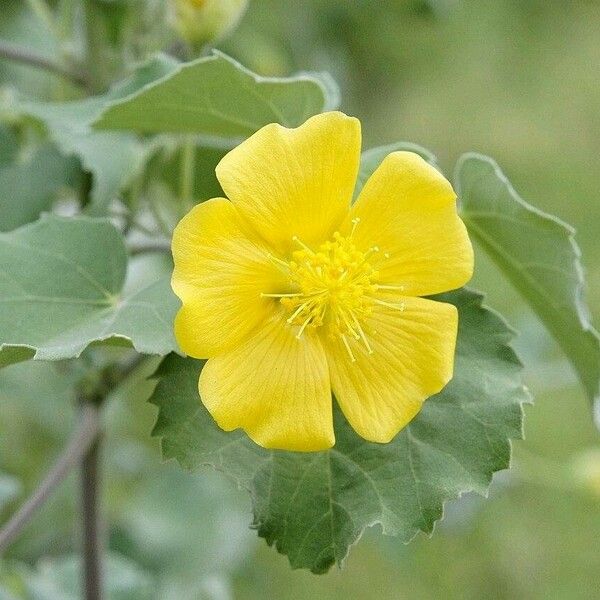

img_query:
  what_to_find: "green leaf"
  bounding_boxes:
[355,141,439,198]
[0,1,63,97]
[455,153,600,422]
[120,465,254,578]
[0,215,179,367]
[149,288,527,573]
[0,126,18,166]
[9,554,155,600]
[0,144,81,231]
[13,55,179,215]
[94,51,338,138]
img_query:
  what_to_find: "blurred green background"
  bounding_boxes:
[1,0,599,598]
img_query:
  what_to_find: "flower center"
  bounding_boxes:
[262,219,406,361]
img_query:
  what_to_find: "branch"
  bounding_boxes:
[0,403,100,554]
[128,240,172,256]
[0,38,88,88]
[81,434,102,600]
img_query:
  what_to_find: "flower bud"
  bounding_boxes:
[171,0,248,47]
[571,448,600,498]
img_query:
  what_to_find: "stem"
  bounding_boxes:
[148,194,175,239]
[128,240,172,256]
[83,0,115,93]
[81,429,102,600]
[0,403,100,554]
[0,39,88,88]
[180,135,196,209]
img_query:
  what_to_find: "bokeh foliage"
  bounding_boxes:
[0,0,599,598]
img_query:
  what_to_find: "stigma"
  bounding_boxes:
[261,220,406,361]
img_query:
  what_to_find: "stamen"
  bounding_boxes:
[295,315,312,339]
[260,292,303,298]
[373,298,405,311]
[340,310,360,339]
[341,334,356,362]
[287,301,310,323]
[292,235,314,254]
[351,313,374,354]
[375,284,405,291]
[266,230,390,362]
[267,253,290,272]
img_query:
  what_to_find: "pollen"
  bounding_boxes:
[261,222,406,361]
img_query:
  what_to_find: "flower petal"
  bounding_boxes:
[172,198,286,358]
[347,151,473,296]
[216,111,361,254]
[200,314,334,451]
[325,296,457,443]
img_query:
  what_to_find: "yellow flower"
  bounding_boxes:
[172,112,473,452]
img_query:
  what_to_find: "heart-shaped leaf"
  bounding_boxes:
[0,215,179,367]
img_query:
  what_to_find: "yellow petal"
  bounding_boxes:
[216,111,361,255]
[172,198,286,358]
[200,313,334,451]
[347,151,473,296]
[325,296,457,443]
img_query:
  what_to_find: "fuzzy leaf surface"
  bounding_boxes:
[0,215,179,367]
[94,51,338,138]
[456,154,600,422]
[150,288,527,573]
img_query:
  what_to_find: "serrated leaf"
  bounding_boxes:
[13,55,179,215]
[455,153,600,422]
[149,288,527,573]
[355,141,439,197]
[0,144,81,231]
[94,51,338,138]
[0,215,179,367]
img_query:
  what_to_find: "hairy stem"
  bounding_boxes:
[0,39,88,88]
[0,403,100,554]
